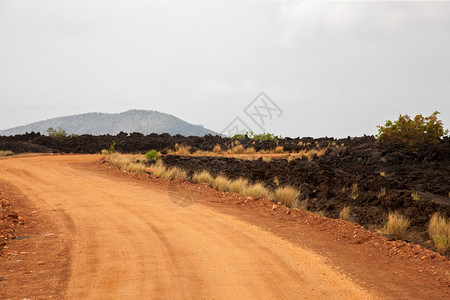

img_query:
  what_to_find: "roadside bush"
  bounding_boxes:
[109,153,146,173]
[192,170,214,185]
[428,213,450,254]
[145,150,160,161]
[386,211,410,240]
[211,175,232,192]
[377,111,448,150]
[244,182,272,199]
[274,185,300,208]
[229,177,249,194]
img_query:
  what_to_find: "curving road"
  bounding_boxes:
[0,155,375,299]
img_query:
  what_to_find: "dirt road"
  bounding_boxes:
[0,154,381,299]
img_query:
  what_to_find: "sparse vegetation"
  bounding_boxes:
[377,187,386,199]
[411,191,420,201]
[350,183,359,200]
[212,144,222,153]
[386,211,410,240]
[145,150,161,161]
[428,212,449,254]
[168,144,192,156]
[211,175,232,192]
[380,171,386,177]
[108,153,146,173]
[244,182,272,199]
[192,170,214,185]
[47,127,67,139]
[274,185,300,208]
[229,177,250,194]
[339,206,351,221]
[0,150,13,156]
[274,146,284,153]
[109,141,116,154]
[232,131,280,141]
[377,111,448,151]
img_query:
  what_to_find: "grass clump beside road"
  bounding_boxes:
[274,185,300,208]
[244,182,272,199]
[428,212,450,254]
[192,170,214,185]
[229,177,250,194]
[211,175,232,192]
[339,206,351,221]
[0,150,13,156]
[109,153,146,173]
[150,160,188,180]
[386,211,410,240]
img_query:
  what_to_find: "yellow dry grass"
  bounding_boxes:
[428,212,450,254]
[211,175,232,192]
[229,177,250,194]
[109,153,146,173]
[339,206,351,221]
[192,170,214,185]
[212,144,222,153]
[244,182,272,199]
[274,146,284,153]
[167,143,191,156]
[386,211,410,240]
[0,150,13,156]
[274,185,300,208]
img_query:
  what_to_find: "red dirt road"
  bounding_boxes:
[0,155,448,299]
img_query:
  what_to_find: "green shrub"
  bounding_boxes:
[47,127,67,139]
[145,150,160,161]
[377,111,448,150]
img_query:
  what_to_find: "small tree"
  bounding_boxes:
[376,111,448,150]
[47,127,67,139]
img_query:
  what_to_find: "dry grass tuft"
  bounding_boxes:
[109,153,146,173]
[150,160,188,180]
[339,206,351,221]
[411,191,421,201]
[386,211,410,240]
[377,187,386,199]
[262,157,272,163]
[244,182,272,199]
[350,183,359,200]
[212,144,222,153]
[274,146,284,153]
[211,175,232,192]
[228,144,245,154]
[161,166,188,180]
[0,150,13,156]
[229,177,250,194]
[168,143,191,156]
[298,200,308,211]
[243,147,256,154]
[274,185,300,208]
[192,170,214,185]
[428,212,450,254]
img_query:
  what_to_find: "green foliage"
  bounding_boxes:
[109,141,116,154]
[47,127,67,139]
[145,150,160,161]
[232,131,281,141]
[376,111,448,150]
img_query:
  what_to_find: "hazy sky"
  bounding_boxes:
[1,1,449,138]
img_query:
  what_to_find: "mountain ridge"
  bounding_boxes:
[0,110,220,136]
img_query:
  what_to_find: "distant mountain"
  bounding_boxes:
[0,110,220,136]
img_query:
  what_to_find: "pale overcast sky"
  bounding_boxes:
[1,1,449,137]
